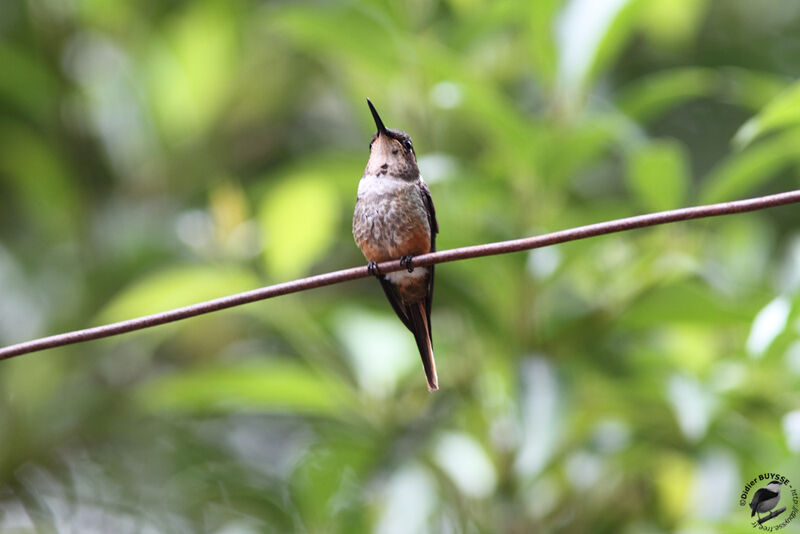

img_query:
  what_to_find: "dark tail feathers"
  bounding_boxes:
[408,301,438,391]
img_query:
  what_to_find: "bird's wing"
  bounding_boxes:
[374,181,437,335]
[419,180,438,337]
[420,180,439,245]
[378,277,413,331]
[750,488,765,516]
[750,487,778,508]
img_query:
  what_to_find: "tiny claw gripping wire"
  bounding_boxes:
[400,255,414,273]
[367,261,382,276]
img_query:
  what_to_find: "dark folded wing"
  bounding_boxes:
[377,180,438,335]
[379,277,413,331]
[419,180,438,335]
[420,180,439,245]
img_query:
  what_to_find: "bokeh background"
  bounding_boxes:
[2,0,800,532]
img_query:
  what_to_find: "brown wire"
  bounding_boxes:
[2,189,799,360]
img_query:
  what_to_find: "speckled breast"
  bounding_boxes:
[353,175,431,263]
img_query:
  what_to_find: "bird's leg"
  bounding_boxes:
[400,255,415,273]
[367,261,382,277]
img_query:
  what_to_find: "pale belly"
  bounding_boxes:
[352,175,431,263]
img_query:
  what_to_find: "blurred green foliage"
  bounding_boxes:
[1,0,800,532]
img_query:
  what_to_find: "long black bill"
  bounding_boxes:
[366,98,388,136]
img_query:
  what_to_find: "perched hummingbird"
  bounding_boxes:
[353,99,440,391]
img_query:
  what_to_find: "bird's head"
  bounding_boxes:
[767,481,782,493]
[365,99,419,181]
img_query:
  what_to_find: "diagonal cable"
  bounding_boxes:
[1,189,799,360]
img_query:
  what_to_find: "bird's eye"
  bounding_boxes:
[403,139,413,152]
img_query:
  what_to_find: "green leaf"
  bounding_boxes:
[135,362,350,415]
[700,129,800,203]
[99,265,260,322]
[588,0,646,85]
[638,0,710,51]
[720,67,788,112]
[0,44,56,122]
[259,173,339,279]
[291,427,376,528]
[0,124,80,236]
[734,80,800,148]
[542,115,625,184]
[526,0,562,84]
[145,1,238,142]
[619,280,756,328]
[618,67,788,122]
[626,139,688,211]
[268,5,399,80]
[654,454,693,521]
[617,68,716,122]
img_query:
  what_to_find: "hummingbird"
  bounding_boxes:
[353,99,440,391]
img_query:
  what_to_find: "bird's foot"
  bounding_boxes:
[367,261,382,277]
[400,255,415,273]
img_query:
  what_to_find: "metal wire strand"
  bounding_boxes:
[2,189,799,360]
